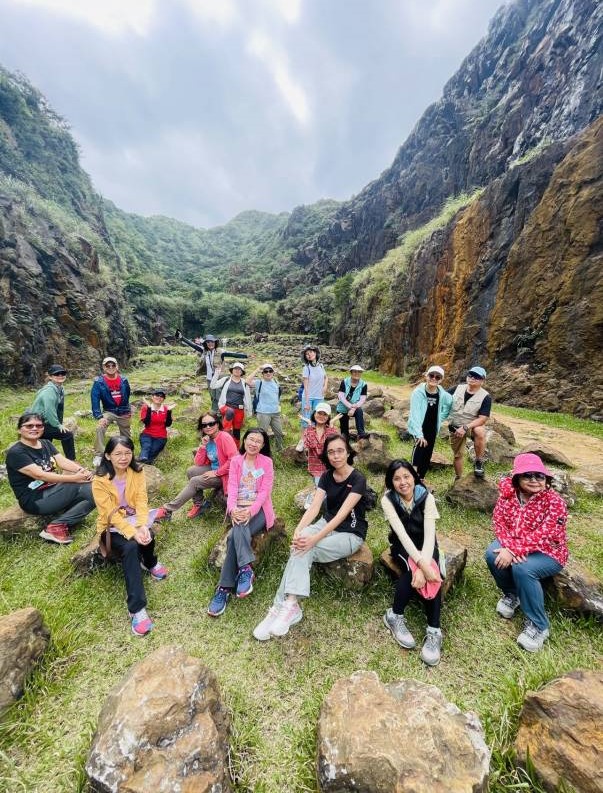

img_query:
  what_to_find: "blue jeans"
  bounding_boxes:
[300,397,323,429]
[485,540,562,630]
[139,434,167,463]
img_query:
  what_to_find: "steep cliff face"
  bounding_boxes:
[344,119,602,417]
[293,0,602,282]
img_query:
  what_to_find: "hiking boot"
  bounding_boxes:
[496,593,520,619]
[187,500,211,519]
[474,459,485,479]
[253,606,281,641]
[129,608,153,636]
[236,565,255,598]
[383,608,416,649]
[141,561,169,581]
[517,620,550,652]
[39,523,73,544]
[270,600,303,636]
[154,507,172,522]
[207,587,231,617]
[420,628,443,666]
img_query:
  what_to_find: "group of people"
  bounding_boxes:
[4,341,569,655]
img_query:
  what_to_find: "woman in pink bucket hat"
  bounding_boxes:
[485,453,568,652]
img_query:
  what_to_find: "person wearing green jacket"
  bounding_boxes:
[31,364,76,460]
[407,366,453,482]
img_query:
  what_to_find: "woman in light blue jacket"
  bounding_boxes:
[407,366,453,482]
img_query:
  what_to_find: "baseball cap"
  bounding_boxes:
[314,402,332,415]
[102,357,118,366]
[48,364,67,375]
[468,366,487,379]
[349,365,364,372]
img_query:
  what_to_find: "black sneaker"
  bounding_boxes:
[474,460,485,479]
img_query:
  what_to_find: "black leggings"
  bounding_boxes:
[392,547,441,628]
[410,434,437,480]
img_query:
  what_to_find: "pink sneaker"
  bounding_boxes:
[154,507,171,522]
[270,600,303,637]
[141,562,168,581]
[129,608,153,636]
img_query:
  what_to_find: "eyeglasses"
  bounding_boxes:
[262,369,274,373]
[519,472,546,481]
[22,423,44,429]
[327,447,347,456]
[201,421,218,428]
[427,373,442,380]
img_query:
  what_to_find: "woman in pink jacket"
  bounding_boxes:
[485,452,568,653]
[156,411,238,520]
[208,427,275,617]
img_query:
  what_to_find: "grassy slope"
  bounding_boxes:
[0,348,601,793]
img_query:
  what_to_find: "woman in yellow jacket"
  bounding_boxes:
[92,435,168,636]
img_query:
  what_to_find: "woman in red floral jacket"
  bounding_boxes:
[485,452,568,652]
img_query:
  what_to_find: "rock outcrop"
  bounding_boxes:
[0,607,50,715]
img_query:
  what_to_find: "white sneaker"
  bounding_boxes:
[252,606,280,641]
[496,593,520,619]
[420,628,443,666]
[295,440,305,453]
[517,620,550,652]
[93,455,102,467]
[270,600,303,636]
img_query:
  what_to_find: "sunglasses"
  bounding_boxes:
[519,472,546,481]
[467,372,483,380]
[201,421,218,428]
[427,373,442,380]
[51,372,67,376]
[22,423,44,429]
[262,368,274,373]
[104,363,117,368]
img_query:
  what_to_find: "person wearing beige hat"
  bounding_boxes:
[91,357,132,466]
[247,363,284,451]
[210,361,252,448]
[336,365,369,441]
[407,365,453,482]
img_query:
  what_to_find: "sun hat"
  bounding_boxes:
[47,364,67,375]
[102,356,118,366]
[349,364,364,372]
[511,453,552,478]
[204,334,217,342]
[426,365,445,377]
[408,558,442,599]
[229,361,245,373]
[468,365,487,379]
[151,388,166,397]
[261,363,275,371]
[314,402,332,415]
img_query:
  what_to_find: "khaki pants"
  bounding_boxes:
[256,412,284,450]
[95,412,132,453]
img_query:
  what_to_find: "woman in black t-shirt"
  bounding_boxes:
[253,433,367,641]
[5,412,95,544]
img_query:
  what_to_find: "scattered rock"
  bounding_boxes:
[317,671,490,793]
[281,445,307,466]
[484,430,516,463]
[352,435,392,473]
[73,409,93,418]
[317,542,374,590]
[166,427,180,439]
[515,669,603,793]
[294,485,316,511]
[366,387,384,399]
[380,535,467,598]
[0,504,42,536]
[179,384,204,397]
[85,644,231,793]
[382,409,408,431]
[445,475,499,512]
[71,536,108,576]
[518,442,573,468]
[429,451,453,469]
[209,517,287,570]
[142,464,166,498]
[362,398,386,417]
[488,418,516,446]
[0,607,50,715]
[549,470,576,506]
[545,559,603,621]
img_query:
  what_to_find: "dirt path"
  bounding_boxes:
[382,384,603,482]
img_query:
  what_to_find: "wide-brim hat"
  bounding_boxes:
[511,453,552,478]
[314,402,332,415]
[229,362,245,373]
[349,365,364,372]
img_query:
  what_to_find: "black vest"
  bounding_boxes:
[386,489,430,560]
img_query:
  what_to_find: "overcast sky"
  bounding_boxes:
[0,0,506,227]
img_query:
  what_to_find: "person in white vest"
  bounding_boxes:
[447,366,491,479]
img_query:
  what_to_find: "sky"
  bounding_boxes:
[0,0,506,228]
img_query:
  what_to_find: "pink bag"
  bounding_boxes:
[408,558,442,600]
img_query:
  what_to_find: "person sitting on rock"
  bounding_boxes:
[210,362,252,448]
[302,403,339,507]
[253,433,367,641]
[381,459,444,666]
[92,435,168,637]
[485,452,568,653]
[155,411,238,520]
[207,428,275,617]
[31,363,77,460]
[5,412,95,544]
[407,365,453,484]
[247,363,284,451]
[91,357,132,467]
[447,366,491,480]
[138,389,175,465]
[336,365,369,441]
[295,344,328,452]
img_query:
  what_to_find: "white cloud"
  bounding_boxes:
[261,0,302,25]
[182,0,239,29]
[8,0,156,35]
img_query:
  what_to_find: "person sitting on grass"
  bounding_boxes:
[485,452,568,653]
[207,428,275,617]
[381,459,444,666]
[92,435,168,637]
[138,389,176,464]
[336,364,369,441]
[5,412,95,545]
[155,411,238,521]
[253,433,367,641]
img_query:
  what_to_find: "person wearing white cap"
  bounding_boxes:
[91,357,132,466]
[246,363,284,451]
[210,361,252,448]
[447,366,491,479]
[336,365,369,441]
[407,366,453,482]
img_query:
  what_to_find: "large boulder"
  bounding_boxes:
[0,504,42,537]
[0,607,50,715]
[488,418,516,446]
[382,409,408,431]
[281,445,307,466]
[380,535,467,598]
[317,542,374,590]
[518,442,574,468]
[362,398,386,418]
[429,451,453,470]
[445,475,499,512]
[352,435,392,473]
[317,671,490,793]
[514,669,603,793]
[545,559,603,621]
[85,645,231,793]
[294,485,316,511]
[484,430,516,464]
[208,518,287,570]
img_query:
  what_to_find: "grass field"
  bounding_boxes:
[0,346,601,792]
